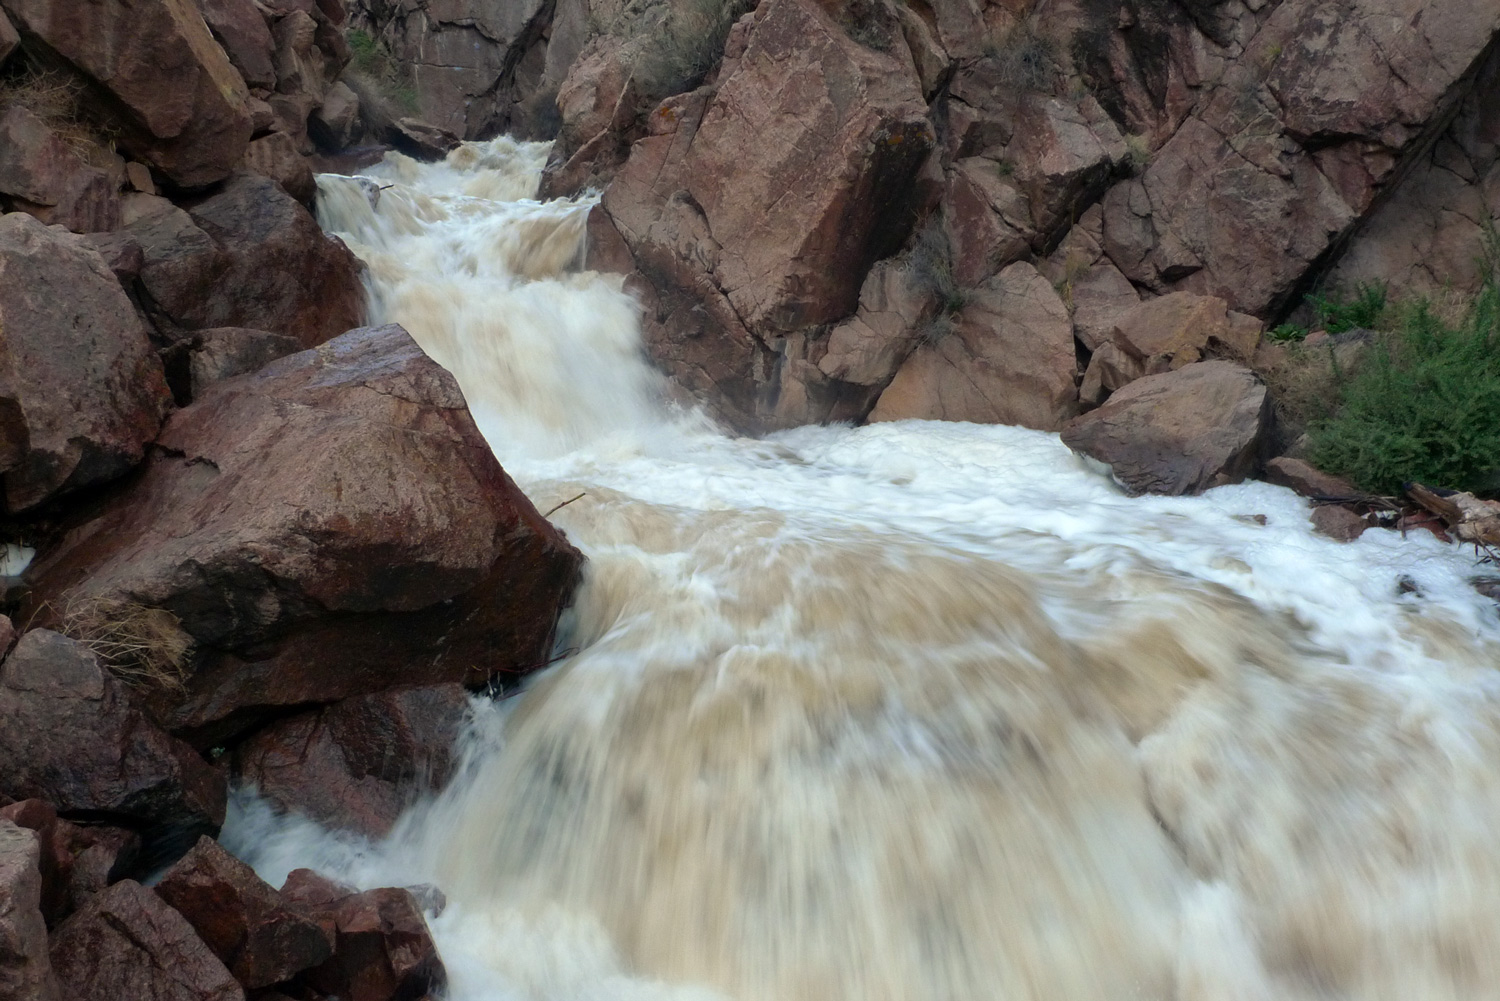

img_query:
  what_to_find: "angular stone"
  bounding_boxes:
[1265,456,1359,499]
[25,326,583,744]
[1061,360,1269,496]
[49,880,243,1001]
[294,885,445,1001]
[310,80,361,152]
[818,258,932,388]
[0,106,85,206]
[234,684,470,837]
[129,173,363,348]
[0,10,17,68]
[869,262,1077,430]
[200,0,277,90]
[0,213,171,512]
[1310,504,1369,542]
[1,0,253,187]
[0,821,60,1001]
[241,131,316,204]
[1109,291,1261,373]
[155,836,331,989]
[188,327,304,397]
[0,630,226,835]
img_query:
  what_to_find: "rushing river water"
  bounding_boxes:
[223,137,1500,1001]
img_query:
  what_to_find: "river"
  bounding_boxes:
[221,136,1500,1001]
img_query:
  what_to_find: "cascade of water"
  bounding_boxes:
[226,137,1500,1001]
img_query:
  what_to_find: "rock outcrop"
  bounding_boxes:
[234,684,470,837]
[282,878,446,1001]
[1061,360,1269,495]
[26,325,583,745]
[0,213,171,512]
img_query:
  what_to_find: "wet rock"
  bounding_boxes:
[128,173,363,348]
[0,212,171,512]
[597,0,933,431]
[1310,504,1369,542]
[155,836,331,988]
[389,118,462,161]
[293,885,445,1001]
[869,262,1077,429]
[539,37,639,197]
[241,132,317,205]
[1265,456,1358,499]
[0,801,65,924]
[1061,360,1269,496]
[188,327,304,397]
[0,800,142,922]
[26,325,583,745]
[0,820,60,1001]
[49,880,244,1001]
[817,258,933,389]
[0,106,86,207]
[234,684,470,837]
[1,0,253,187]
[0,630,226,837]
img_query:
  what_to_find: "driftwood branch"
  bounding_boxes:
[542,492,586,518]
[1405,482,1500,551]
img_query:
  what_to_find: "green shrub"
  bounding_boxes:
[1268,322,1309,343]
[1307,269,1500,496]
[1308,281,1387,333]
[343,27,418,116]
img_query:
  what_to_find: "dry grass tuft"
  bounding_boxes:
[59,596,194,692]
[0,63,119,168]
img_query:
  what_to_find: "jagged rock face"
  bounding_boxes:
[1098,0,1500,317]
[349,0,551,139]
[0,0,253,188]
[25,325,584,746]
[0,213,171,513]
[594,0,935,432]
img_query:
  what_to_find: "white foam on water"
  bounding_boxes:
[224,137,1500,1001]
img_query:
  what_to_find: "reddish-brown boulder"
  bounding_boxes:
[188,327,304,398]
[817,257,933,391]
[234,684,470,837]
[1310,504,1369,542]
[597,0,934,431]
[241,132,316,205]
[128,173,363,348]
[1060,360,1269,496]
[0,801,65,924]
[292,885,445,1001]
[0,106,86,207]
[0,10,17,67]
[310,81,361,152]
[49,880,244,1001]
[0,800,142,923]
[26,325,583,745]
[869,262,1078,429]
[0,0,253,187]
[0,630,226,836]
[0,820,60,1001]
[155,836,331,988]
[0,212,171,512]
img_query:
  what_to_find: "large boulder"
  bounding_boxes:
[0,213,170,512]
[0,0,253,187]
[0,821,60,1001]
[128,173,364,347]
[49,880,244,1001]
[234,684,469,837]
[26,325,583,745]
[595,0,934,431]
[199,0,277,90]
[1061,360,1269,495]
[155,836,331,989]
[0,630,227,838]
[869,262,1078,429]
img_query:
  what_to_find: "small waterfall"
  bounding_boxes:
[227,137,1500,1001]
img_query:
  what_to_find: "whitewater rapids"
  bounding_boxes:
[223,136,1500,1001]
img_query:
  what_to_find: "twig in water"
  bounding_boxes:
[543,493,586,518]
